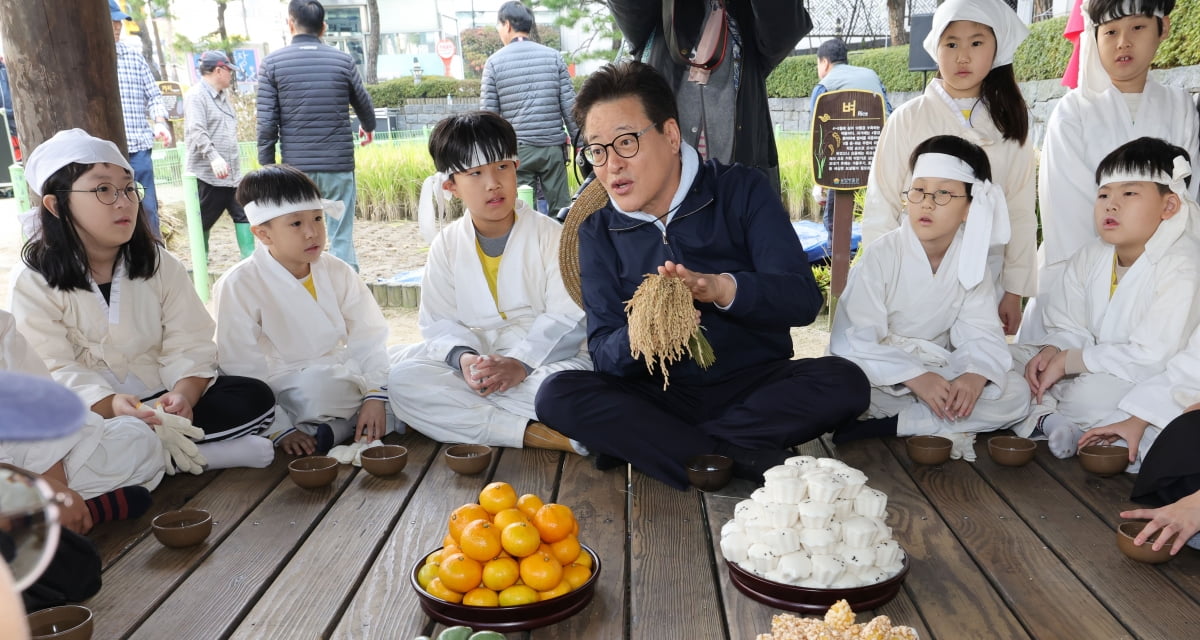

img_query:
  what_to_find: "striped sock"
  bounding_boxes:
[85,486,152,525]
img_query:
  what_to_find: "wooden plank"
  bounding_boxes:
[706,492,789,636]
[84,458,290,639]
[628,470,724,639]
[879,437,1130,639]
[229,431,440,639]
[529,453,629,639]
[126,460,359,639]
[971,438,1200,638]
[92,470,219,569]
[832,438,1032,639]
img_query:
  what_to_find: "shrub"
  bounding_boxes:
[1013,17,1072,82]
[1154,0,1200,68]
[366,76,481,108]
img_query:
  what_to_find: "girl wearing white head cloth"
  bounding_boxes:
[1014,136,1200,465]
[10,129,279,474]
[862,0,1037,338]
[1022,0,1199,343]
[831,135,1031,453]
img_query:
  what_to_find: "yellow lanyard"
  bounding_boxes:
[1109,252,1119,299]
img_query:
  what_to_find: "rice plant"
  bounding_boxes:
[776,133,816,221]
[354,139,440,221]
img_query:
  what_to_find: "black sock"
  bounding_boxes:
[712,442,791,483]
[832,415,899,445]
[85,486,152,525]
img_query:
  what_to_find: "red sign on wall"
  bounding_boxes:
[436,39,456,60]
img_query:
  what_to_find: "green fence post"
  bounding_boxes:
[182,174,210,302]
[518,184,534,208]
[9,163,30,214]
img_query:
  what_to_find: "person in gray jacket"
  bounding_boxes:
[481,1,579,214]
[256,0,375,271]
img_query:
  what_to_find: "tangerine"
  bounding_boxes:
[516,493,544,520]
[438,552,483,593]
[519,551,563,592]
[478,481,518,515]
[533,503,575,543]
[498,584,539,606]
[549,534,581,565]
[425,577,464,603]
[417,562,441,589]
[562,563,591,590]
[572,549,593,570]
[459,520,502,562]
[538,579,572,601]
[462,587,500,607]
[482,557,520,591]
[501,521,541,558]
[492,507,529,530]
[448,503,491,542]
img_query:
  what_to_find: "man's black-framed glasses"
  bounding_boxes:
[59,183,144,205]
[902,188,967,207]
[582,123,657,167]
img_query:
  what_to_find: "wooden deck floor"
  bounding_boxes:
[82,429,1200,639]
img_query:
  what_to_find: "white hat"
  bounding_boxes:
[0,371,87,441]
[24,128,133,197]
[923,0,1030,69]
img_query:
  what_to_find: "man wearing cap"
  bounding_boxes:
[185,51,253,259]
[256,0,375,271]
[110,0,172,239]
[809,38,891,235]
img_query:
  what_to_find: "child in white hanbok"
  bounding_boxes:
[831,135,1029,452]
[1014,137,1200,461]
[1022,0,1200,342]
[862,0,1036,335]
[390,111,591,451]
[9,129,277,474]
[213,164,396,456]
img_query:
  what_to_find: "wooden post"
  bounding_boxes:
[0,1,128,162]
[829,189,854,321]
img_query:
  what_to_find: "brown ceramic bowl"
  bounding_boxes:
[988,436,1037,467]
[1117,521,1177,564]
[444,444,494,475]
[27,604,94,640]
[1079,445,1129,477]
[906,435,953,465]
[412,544,602,631]
[288,455,339,489]
[151,509,213,548]
[687,454,734,492]
[360,444,408,477]
[726,556,909,614]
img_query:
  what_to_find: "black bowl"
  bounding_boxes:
[726,556,909,614]
[687,454,733,492]
[411,544,601,631]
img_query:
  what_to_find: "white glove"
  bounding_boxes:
[153,121,173,145]
[812,185,828,206]
[327,439,384,467]
[210,157,230,179]
[142,404,207,474]
[946,432,977,462]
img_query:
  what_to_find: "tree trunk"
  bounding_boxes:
[0,0,127,158]
[151,17,168,81]
[887,0,909,46]
[365,0,380,84]
[216,0,230,57]
[135,21,161,81]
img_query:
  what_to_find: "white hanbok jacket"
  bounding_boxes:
[9,248,218,409]
[861,79,1037,298]
[213,248,390,420]
[1120,321,1200,431]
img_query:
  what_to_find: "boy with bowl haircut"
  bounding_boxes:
[829,135,1030,453]
[212,164,395,456]
[388,111,592,451]
[1014,137,1200,460]
[1022,0,1200,342]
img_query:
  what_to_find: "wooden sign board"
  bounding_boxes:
[157,81,185,121]
[811,89,886,190]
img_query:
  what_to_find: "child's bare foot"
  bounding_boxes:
[278,430,317,456]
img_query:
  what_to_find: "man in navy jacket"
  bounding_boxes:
[536,62,869,490]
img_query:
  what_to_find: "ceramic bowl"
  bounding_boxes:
[1079,445,1129,477]
[988,436,1037,467]
[906,435,953,465]
[26,604,94,640]
[412,545,601,631]
[360,444,408,477]
[726,556,909,614]
[150,509,213,548]
[444,444,494,475]
[1117,521,1176,564]
[686,454,734,492]
[288,455,339,489]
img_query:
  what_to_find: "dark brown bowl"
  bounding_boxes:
[726,556,909,614]
[150,509,213,548]
[687,454,734,492]
[27,604,94,640]
[444,444,494,475]
[1117,521,1176,564]
[288,455,339,488]
[360,444,408,477]
[411,544,602,631]
[1079,445,1129,477]
[906,435,953,465]
[988,436,1037,467]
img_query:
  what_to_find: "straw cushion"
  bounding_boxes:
[558,178,612,309]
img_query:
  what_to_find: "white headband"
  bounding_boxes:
[25,128,134,196]
[1094,0,1165,24]
[911,152,1011,289]
[1099,154,1193,263]
[923,0,1030,69]
[243,198,345,226]
[1078,0,1167,95]
[443,145,519,176]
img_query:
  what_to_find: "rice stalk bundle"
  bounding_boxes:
[625,274,715,389]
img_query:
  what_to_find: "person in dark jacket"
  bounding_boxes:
[256,0,375,271]
[607,0,812,194]
[535,62,870,490]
